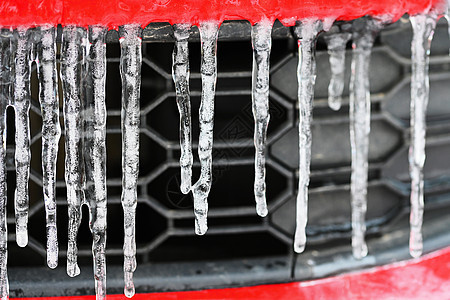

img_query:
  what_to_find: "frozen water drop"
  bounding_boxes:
[324,32,351,111]
[13,27,32,249]
[192,22,219,235]
[85,25,108,300]
[409,13,437,258]
[172,23,193,195]
[36,25,60,269]
[119,24,142,297]
[293,19,323,254]
[61,25,87,278]
[349,18,383,260]
[251,19,272,218]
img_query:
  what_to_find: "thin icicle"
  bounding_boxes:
[251,20,272,217]
[172,24,193,195]
[13,28,32,249]
[192,22,219,236]
[293,20,322,254]
[61,26,87,278]
[324,32,351,111]
[36,26,61,269]
[84,25,108,299]
[349,19,381,260]
[119,24,142,298]
[409,14,436,258]
[0,30,10,300]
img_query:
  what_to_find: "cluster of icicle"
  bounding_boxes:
[0,7,446,299]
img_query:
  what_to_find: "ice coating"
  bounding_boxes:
[119,24,142,298]
[349,19,381,260]
[36,26,60,269]
[409,14,436,258]
[251,20,272,217]
[84,25,108,299]
[293,20,322,254]
[324,32,351,111]
[192,22,219,236]
[13,28,32,248]
[0,30,10,300]
[172,24,193,195]
[61,25,87,278]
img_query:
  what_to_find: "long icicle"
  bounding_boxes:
[324,32,351,111]
[409,14,437,258]
[85,25,108,299]
[36,26,60,269]
[349,19,381,260]
[172,24,193,195]
[0,29,11,300]
[119,24,142,298]
[192,22,219,235]
[251,19,272,217]
[293,20,322,253]
[61,26,87,278]
[13,28,32,248]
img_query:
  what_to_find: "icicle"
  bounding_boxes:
[119,24,142,298]
[409,14,436,258]
[61,26,87,278]
[324,32,351,111]
[172,24,193,195]
[251,19,272,217]
[192,22,219,236]
[0,29,10,300]
[349,19,382,260]
[293,20,322,254]
[36,26,60,269]
[13,28,32,249]
[84,25,108,299]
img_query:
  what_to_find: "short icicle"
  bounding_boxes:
[119,24,142,298]
[172,24,193,195]
[192,22,219,235]
[36,26,60,269]
[84,26,108,299]
[349,18,382,260]
[324,31,351,111]
[13,28,32,248]
[251,19,273,217]
[0,29,11,300]
[409,14,437,258]
[61,26,87,278]
[293,20,322,254]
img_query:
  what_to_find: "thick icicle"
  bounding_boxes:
[0,30,10,300]
[349,19,381,260]
[119,24,142,298]
[13,28,32,248]
[251,20,272,217]
[61,26,87,278]
[324,32,351,111]
[36,26,60,269]
[192,22,219,235]
[409,14,436,258]
[293,20,322,254]
[84,26,108,299]
[172,24,193,195]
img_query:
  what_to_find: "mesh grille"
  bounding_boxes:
[5,17,450,290]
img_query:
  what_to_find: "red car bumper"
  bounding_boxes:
[15,246,450,299]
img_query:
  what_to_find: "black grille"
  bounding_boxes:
[6,18,450,297]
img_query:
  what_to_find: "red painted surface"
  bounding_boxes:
[14,246,450,299]
[0,0,446,28]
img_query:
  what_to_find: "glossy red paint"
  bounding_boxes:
[14,246,450,299]
[0,0,446,28]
